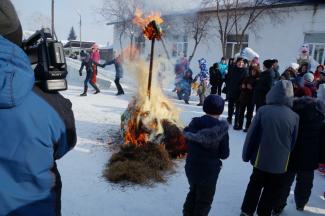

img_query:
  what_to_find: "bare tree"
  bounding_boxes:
[184,13,210,63]
[202,0,284,57]
[99,0,144,53]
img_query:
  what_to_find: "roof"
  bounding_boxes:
[63,40,96,49]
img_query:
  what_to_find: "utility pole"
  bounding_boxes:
[77,11,82,52]
[51,0,54,37]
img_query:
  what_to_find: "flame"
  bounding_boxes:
[133,8,164,40]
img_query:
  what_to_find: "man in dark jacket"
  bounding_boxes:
[226,57,248,124]
[99,52,125,95]
[209,63,223,95]
[234,66,260,131]
[272,96,325,215]
[254,60,274,110]
[0,1,77,215]
[240,80,299,216]
[183,95,230,216]
[79,50,100,96]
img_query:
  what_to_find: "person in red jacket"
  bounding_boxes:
[314,65,324,81]
[90,44,100,84]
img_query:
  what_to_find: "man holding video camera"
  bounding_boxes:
[0,1,77,216]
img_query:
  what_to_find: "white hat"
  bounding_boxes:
[290,63,300,71]
[318,84,325,101]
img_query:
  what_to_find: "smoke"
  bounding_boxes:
[143,0,201,13]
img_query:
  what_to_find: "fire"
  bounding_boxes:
[133,9,164,40]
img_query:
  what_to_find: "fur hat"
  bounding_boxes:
[203,95,225,115]
[318,84,325,101]
[0,0,22,46]
[303,72,314,84]
[290,63,300,71]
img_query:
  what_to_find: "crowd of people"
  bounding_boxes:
[180,54,325,216]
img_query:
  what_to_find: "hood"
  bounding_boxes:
[266,80,294,107]
[184,120,228,149]
[0,36,34,108]
[293,96,325,116]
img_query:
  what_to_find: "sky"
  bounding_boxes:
[11,0,200,46]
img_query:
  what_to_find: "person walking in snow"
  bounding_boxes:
[0,1,77,215]
[99,52,125,95]
[240,80,299,216]
[194,58,210,106]
[272,86,325,215]
[183,94,230,216]
[90,44,100,85]
[79,50,100,96]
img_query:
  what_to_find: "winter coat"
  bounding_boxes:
[288,97,325,171]
[219,62,228,79]
[238,75,258,105]
[79,53,93,73]
[243,80,299,174]
[254,69,273,107]
[271,68,280,85]
[294,83,317,97]
[0,36,77,216]
[104,57,124,79]
[209,63,223,86]
[184,115,230,184]
[226,66,248,100]
[90,50,100,63]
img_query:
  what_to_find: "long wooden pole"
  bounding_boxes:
[147,38,155,99]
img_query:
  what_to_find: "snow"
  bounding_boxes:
[57,59,325,216]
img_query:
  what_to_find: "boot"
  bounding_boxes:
[93,84,100,94]
[80,86,88,96]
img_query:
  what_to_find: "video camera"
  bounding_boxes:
[23,28,67,92]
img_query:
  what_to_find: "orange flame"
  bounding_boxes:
[133,8,164,40]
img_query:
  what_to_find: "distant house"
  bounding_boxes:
[110,0,325,70]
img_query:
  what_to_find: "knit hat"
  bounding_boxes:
[263,59,273,69]
[0,0,22,46]
[290,63,300,71]
[303,72,314,84]
[203,95,225,115]
[318,84,325,101]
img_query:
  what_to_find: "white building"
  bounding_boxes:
[111,1,325,70]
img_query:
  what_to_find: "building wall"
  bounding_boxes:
[112,4,325,72]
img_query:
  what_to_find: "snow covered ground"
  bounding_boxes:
[57,59,325,216]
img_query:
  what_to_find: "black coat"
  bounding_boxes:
[226,66,248,100]
[184,115,230,184]
[238,75,258,105]
[288,97,325,171]
[254,69,273,107]
[209,63,223,86]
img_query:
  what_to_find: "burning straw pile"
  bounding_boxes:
[104,10,187,185]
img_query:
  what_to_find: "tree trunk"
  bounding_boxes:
[189,42,199,63]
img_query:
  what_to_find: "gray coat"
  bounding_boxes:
[243,80,299,174]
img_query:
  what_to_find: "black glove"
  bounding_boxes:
[79,70,82,76]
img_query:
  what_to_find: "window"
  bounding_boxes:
[226,34,249,59]
[305,33,325,64]
[172,35,188,58]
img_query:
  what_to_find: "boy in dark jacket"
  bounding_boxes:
[234,66,260,131]
[209,63,223,95]
[183,95,230,216]
[79,50,100,96]
[241,80,299,216]
[272,95,325,215]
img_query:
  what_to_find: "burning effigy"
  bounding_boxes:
[104,10,187,185]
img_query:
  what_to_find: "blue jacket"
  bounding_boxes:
[104,58,124,79]
[218,62,228,79]
[184,115,229,184]
[0,36,77,216]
